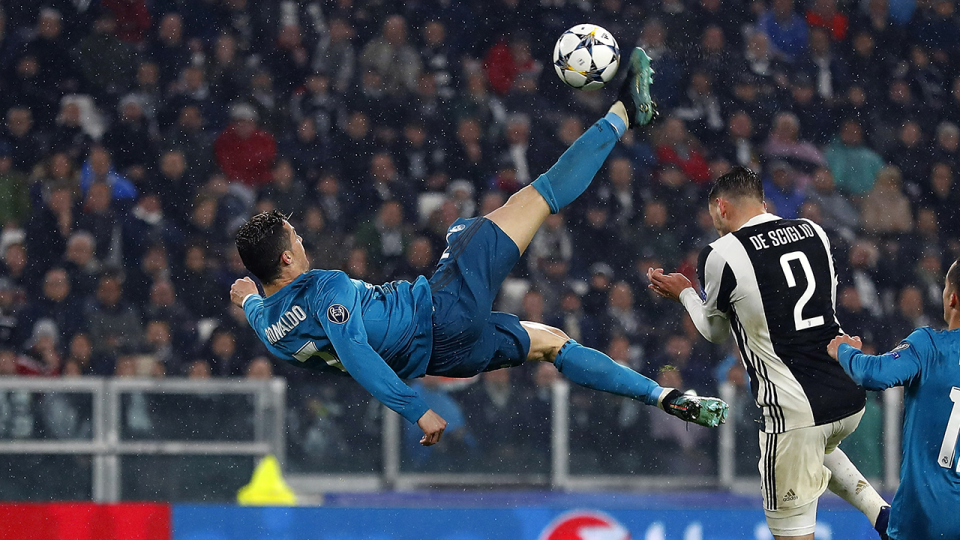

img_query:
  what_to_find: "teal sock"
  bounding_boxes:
[532,113,623,213]
[553,340,663,406]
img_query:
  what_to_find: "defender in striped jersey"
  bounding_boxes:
[649,166,889,539]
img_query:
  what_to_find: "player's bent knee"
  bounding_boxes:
[521,321,569,362]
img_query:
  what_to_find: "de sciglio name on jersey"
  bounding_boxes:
[747,223,816,251]
[265,306,307,344]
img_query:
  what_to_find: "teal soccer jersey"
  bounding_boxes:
[242,269,434,423]
[838,327,960,540]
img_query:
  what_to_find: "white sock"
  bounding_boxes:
[607,101,629,128]
[823,448,888,525]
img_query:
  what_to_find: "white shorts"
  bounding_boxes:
[759,408,864,536]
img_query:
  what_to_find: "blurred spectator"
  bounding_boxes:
[634,200,682,268]
[391,236,435,282]
[888,120,929,200]
[763,161,805,219]
[825,119,885,196]
[85,271,143,358]
[483,32,538,97]
[804,166,860,237]
[805,0,848,41]
[361,15,421,96]
[757,0,809,62]
[174,243,222,320]
[263,25,310,99]
[202,326,246,377]
[279,117,328,184]
[102,97,157,174]
[835,285,882,348]
[148,12,190,90]
[76,182,120,264]
[312,18,358,95]
[2,107,42,174]
[214,103,278,188]
[49,103,93,162]
[674,70,725,146]
[101,0,151,44]
[0,146,28,227]
[79,146,137,204]
[25,183,76,278]
[860,166,913,235]
[20,268,83,346]
[654,117,711,185]
[715,111,761,171]
[763,111,827,181]
[884,285,935,349]
[76,13,136,101]
[246,356,273,380]
[259,159,306,214]
[923,162,960,240]
[354,200,414,276]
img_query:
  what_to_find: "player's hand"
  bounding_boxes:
[230,277,259,307]
[417,409,447,446]
[647,267,693,302]
[827,334,862,361]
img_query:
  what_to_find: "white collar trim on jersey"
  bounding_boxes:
[737,212,781,230]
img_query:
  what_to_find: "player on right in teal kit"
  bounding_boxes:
[829,258,960,540]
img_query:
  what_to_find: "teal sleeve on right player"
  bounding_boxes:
[532,115,622,213]
[837,336,924,391]
[554,340,663,406]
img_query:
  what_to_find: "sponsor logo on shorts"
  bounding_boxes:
[782,489,798,503]
[327,304,350,324]
[855,480,869,494]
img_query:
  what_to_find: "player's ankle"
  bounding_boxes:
[608,101,629,130]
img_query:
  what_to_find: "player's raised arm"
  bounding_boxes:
[829,330,928,391]
[316,275,443,445]
[230,277,260,308]
[648,263,730,343]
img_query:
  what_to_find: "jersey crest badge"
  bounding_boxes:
[327,304,350,324]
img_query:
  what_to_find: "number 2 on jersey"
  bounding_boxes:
[938,386,960,472]
[779,251,826,331]
[294,341,346,372]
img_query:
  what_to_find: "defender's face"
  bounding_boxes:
[709,200,728,236]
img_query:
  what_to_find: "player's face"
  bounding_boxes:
[709,199,728,235]
[284,221,310,272]
[944,262,958,323]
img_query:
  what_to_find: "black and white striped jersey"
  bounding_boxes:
[693,213,865,433]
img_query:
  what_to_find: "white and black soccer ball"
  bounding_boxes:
[553,24,620,91]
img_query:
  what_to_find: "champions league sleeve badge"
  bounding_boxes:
[327,304,350,324]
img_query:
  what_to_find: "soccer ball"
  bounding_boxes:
[553,24,620,91]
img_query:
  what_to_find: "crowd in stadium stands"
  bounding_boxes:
[0,0,956,473]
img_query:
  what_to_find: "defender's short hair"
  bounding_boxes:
[235,210,291,284]
[707,165,764,203]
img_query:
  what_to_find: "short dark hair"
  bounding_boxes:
[235,210,291,283]
[707,165,764,203]
[948,258,960,293]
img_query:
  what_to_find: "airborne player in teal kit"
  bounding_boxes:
[230,48,728,446]
[829,259,960,539]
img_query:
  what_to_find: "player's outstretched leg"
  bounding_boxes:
[823,448,889,537]
[487,46,657,255]
[523,322,728,428]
